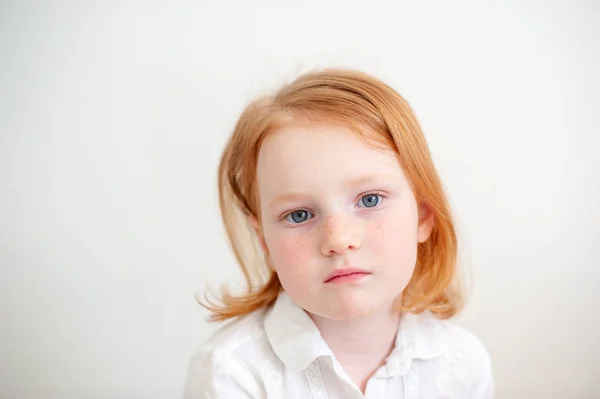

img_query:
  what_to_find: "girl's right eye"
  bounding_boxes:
[284,209,314,224]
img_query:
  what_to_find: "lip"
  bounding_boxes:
[324,267,371,283]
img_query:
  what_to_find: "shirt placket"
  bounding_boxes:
[364,377,386,398]
[305,362,328,399]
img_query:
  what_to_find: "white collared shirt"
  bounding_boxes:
[184,293,494,398]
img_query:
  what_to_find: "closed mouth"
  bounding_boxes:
[324,268,371,283]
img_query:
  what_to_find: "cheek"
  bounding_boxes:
[366,211,419,265]
[266,232,313,277]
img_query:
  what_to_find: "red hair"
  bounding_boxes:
[201,69,465,321]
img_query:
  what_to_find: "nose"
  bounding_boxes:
[320,215,363,257]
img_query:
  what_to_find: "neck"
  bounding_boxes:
[309,306,401,392]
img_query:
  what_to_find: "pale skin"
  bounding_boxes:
[249,117,434,393]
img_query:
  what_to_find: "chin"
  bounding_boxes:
[322,298,387,322]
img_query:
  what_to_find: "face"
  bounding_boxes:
[252,119,433,321]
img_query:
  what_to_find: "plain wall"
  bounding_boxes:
[1,1,599,398]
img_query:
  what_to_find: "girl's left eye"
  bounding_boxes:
[358,194,383,208]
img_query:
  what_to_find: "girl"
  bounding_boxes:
[184,69,494,398]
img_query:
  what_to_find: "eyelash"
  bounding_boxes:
[280,192,387,224]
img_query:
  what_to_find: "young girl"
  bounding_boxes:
[184,69,494,398]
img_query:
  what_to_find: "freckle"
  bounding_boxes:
[292,240,308,259]
[372,223,382,236]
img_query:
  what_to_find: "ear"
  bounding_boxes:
[417,202,435,243]
[248,214,269,254]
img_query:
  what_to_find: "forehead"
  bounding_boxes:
[256,120,405,192]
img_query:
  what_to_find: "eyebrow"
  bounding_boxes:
[268,191,311,209]
[268,174,390,208]
[343,174,386,190]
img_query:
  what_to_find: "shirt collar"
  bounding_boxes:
[264,292,333,372]
[264,292,450,375]
[384,309,451,377]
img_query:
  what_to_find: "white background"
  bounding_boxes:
[1,1,599,398]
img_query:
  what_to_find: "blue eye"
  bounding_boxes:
[359,194,382,208]
[285,209,314,224]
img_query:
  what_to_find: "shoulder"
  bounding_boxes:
[184,310,274,399]
[199,309,269,363]
[443,320,492,369]
[435,317,494,397]
[405,311,494,397]
[405,311,491,367]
